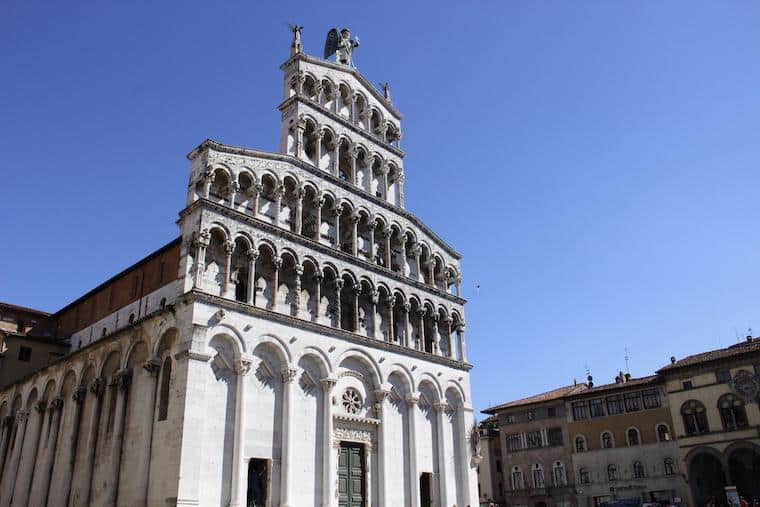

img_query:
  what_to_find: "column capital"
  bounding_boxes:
[433,401,449,413]
[405,395,419,407]
[320,377,338,393]
[224,240,235,256]
[73,385,87,403]
[246,249,259,261]
[416,308,427,318]
[333,279,344,291]
[273,258,283,270]
[15,411,28,423]
[249,183,264,196]
[49,397,64,412]
[195,228,210,248]
[281,367,298,384]
[234,358,253,376]
[370,290,379,305]
[116,369,133,391]
[295,264,304,276]
[403,302,411,313]
[35,400,48,414]
[90,377,106,398]
[143,358,162,376]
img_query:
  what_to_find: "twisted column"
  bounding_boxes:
[294,265,304,316]
[333,279,344,328]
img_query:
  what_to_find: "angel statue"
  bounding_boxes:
[288,24,303,56]
[324,28,360,67]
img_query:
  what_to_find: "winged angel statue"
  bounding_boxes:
[324,28,360,67]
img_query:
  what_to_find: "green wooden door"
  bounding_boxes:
[338,442,365,507]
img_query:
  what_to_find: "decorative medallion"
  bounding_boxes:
[342,388,362,414]
[730,370,760,402]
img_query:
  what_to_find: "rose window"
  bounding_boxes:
[342,388,362,414]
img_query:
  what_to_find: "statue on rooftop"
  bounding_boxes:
[324,28,360,67]
[288,24,303,56]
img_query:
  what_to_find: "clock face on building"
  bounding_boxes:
[731,370,760,402]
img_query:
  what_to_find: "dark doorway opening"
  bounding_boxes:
[338,442,365,507]
[689,453,727,507]
[247,458,269,507]
[729,448,760,500]
[420,472,433,507]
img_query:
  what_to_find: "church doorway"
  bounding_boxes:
[419,472,433,507]
[729,447,760,500]
[246,458,269,507]
[338,442,366,507]
[689,452,727,506]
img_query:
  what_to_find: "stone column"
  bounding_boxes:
[246,249,258,305]
[374,390,391,507]
[400,236,408,276]
[11,401,44,507]
[350,94,359,124]
[294,265,304,316]
[384,228,392,270]
[455,277,462,298]
[193,230,210,289]
[271,258,282,311]
[228,180,239,208]
[457,323,468,362]
[105,370,132,507]
[25,400,49,507]
[431,315,441,355]
[444,318,453,358]
[273,184,284,228]
[426,260,435,286]
[417,309,426,352]
[433,402,450,507]
[137,359,161,506]
[330,90,340,114]
[313,273,323,323]
[403,303,412,348]
[351,214,359,256]
[251,183,263,217]
[380,163,389,200]
[333,279,344,328]
[295,187,305,235]
[229,359,252,507]
[352,284,361,332]
[413,246,422,282]
[456,407,473,504]
[315,197,324,242]
[368,221,376,262]
[0,411,28,507]
[320,378,337,507]
[314,131,324,169]
[370,291,380,338]
[60,386,86,507]
[80,377,105,507]
[202,168,213,198]
[386,296,395,342]
[331,141,340,177]
[397,172,405,207]
[223,240,234,298]
[280,367,298,507]
[349,145,359,185]
[406,396,420,507]
[35,397,63,507]
[294,120,306,159]
[333,205,343,249]
[0,416,13,484]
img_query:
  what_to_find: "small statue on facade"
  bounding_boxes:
[288,24,303,56]
[379,82,391,102]
[324,27,360,67]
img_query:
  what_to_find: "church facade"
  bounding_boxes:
[0,31,478,507]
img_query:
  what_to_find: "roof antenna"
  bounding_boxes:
[734,327,741,343]
[624,347,630,374]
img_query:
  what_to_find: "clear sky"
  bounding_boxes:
[2,1,759,414]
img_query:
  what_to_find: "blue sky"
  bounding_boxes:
[2,1,759,413]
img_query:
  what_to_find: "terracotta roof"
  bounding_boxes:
[564,375,661,399]
[0,302,51,317]
[657,337,760,373]
[482,383,589,414]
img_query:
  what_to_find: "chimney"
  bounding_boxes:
[624,373,632,381]
[587,375,594,388]
[670,356,676,364]
[619,371,625,383]
[747,335,753,343]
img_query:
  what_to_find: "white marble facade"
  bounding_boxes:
[0,45,478,507]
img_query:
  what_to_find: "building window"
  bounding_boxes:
[157,357,172,421]
[718,393,748,431]
[552,461,567,486]
[498,482,503,497]
[496,459,502,473]
[606,395,624,415]
[607,465,618,482]
[532,464,545,488]
[547,427,563,446]
[506,433,522,452]
[633,461,645,478]
[128,313,135,325]
[682,380,693,390]
[664,458,675,476]
[715,369,732,383]
[627,428,640,446]
[17,346,32,362]
[642,389,661,409]
[579,467,590,484]
[511,466,524,490]
[681,400,709,435]
[526,430,543,448]
[575,435,587,452]
[657,423,671,442]
[527,410,536,421]
[572,401,589,421]
[624,392,642,412]
[547,406,557,417]
[590,398,605,418]
[601,431,614,449]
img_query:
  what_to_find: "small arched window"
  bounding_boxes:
[627,428,640,446]
[633,461,645,478]
[681,400,709,435]
[601,431,614,449]
[575,435,587,452]
[510,466,524,490]
[552,461,566,486]
[532,464,545,488]
[718,393,748,431]
[607,465,618,482]
[157,357,172,421]
[128,313,135,324]
[657,423,670,442]
[579,467,590,484]
[664,458,675,476]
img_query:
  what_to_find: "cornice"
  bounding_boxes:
[186,290,472,372]
[180,199,466,306]
[186,141,462,260]
[280,53,403,120]
[277,95,405,159]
